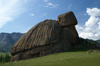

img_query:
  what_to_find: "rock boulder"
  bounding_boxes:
[58,11,78,43]
[10,11,79,62]
[58,11,77,26]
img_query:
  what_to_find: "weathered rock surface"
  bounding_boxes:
[58,11,77,26]
[10,11,79,62]
[58,11,78,43]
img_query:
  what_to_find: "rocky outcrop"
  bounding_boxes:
[58,11,78,43]
[57,11,77,26]
[10,11,79,62]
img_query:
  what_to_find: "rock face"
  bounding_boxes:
[58,11,78,44]
[57,11,77,26]
[10,11,79,62]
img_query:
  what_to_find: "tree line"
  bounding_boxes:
[0,53,11,63]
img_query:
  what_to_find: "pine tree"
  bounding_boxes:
[0,55,3,62]
[0,53,11,63]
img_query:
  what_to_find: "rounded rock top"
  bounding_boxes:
[57,11,77,26]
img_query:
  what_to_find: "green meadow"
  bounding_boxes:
[0,52,10,56]
[0,50,100,66]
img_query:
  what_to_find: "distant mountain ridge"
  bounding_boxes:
[0,32,24,52]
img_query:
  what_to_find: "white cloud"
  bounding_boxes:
[98,22,100,29]
[48,3,53,6]
[30,14,34,16]
[85,16,99,27]
[40,13,47,17]
[44,0,49,2]
[0,0,25,28]
[68,4,72,10]
[76,7,100,40]
[46,3,59,8]
[0,17,13,28]
[86,8,100,16]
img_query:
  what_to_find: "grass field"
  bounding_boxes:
[0,52,11,56]
[0,52,7,56]
[0,50,100,66]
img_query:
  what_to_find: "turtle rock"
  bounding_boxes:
[10,11,79,62]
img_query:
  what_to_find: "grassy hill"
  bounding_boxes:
[0,50,100,66]
[0,52,11,56]
[0,44,100,66]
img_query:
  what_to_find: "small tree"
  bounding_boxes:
[0,55,3,62]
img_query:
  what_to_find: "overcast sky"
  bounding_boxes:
[0,0,100,40]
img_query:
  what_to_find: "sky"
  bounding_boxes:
[0,0,100,40]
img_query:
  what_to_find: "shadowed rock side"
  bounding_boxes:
[10,11,79,62]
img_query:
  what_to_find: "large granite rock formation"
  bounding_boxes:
[10,11,79,62]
